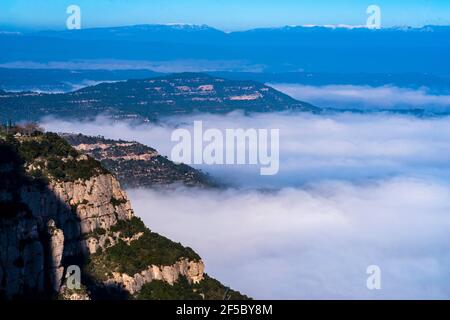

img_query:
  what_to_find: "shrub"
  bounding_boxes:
[110,216,146,238]
[16,132,108,182]
[136,276,202,300]
[18,132,77,162]
[110,197,128,207]
[193,275,250,300]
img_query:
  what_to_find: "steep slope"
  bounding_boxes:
[0,128,247,300]
[0,73,318,122]
[61,133,215,188]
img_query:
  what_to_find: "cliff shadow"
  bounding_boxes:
[0,138,129,300]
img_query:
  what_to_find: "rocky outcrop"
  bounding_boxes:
[0,171,133,299]
[85,231,144,255]
[47,220,65,292]
[19,173,133,254]
[107,259,205,295]
[50,174,133,234]
[62,133,215,188]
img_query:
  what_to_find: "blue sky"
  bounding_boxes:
[1,0,449,31]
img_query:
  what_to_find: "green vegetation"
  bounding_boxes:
[136,276,202,300]
[110,216,146,238]
[86,217,200,278]
[46,156,108,182]
[15,132,109,182]
[135,275,250,300]
[18,132,78,162]
[193,275,250,300]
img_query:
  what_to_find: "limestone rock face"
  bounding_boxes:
[50,174,133,234]
[0,173,133,299]
[47,220,65,292]
[85,231,144,255]
[107,259,205,294]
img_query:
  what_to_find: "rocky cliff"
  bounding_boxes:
[62,133,215,188]
[0,128,247,300]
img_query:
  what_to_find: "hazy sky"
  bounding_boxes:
[1,0,449,31]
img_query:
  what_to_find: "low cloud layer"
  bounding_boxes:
[271,84,450,111]
[128,179,450,299]
[42,112,450,188]
[41,112,450,298]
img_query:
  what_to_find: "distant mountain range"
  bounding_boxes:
[0,73,318,122]
[1,24,449,74]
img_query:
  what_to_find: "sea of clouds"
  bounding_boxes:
[42,112,450,299]
[271,84,450,111]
